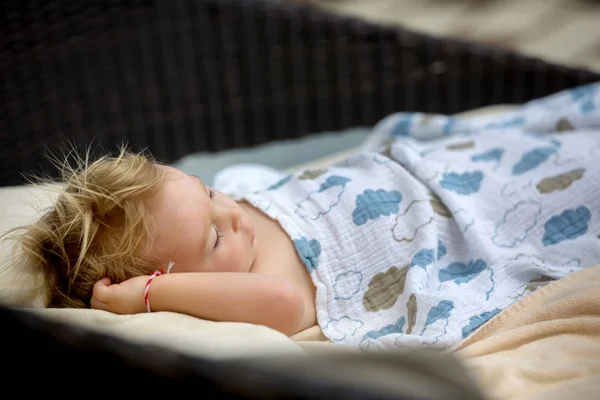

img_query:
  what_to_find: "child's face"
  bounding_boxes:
[146,166,257,274]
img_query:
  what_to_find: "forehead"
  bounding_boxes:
[146,167,209,263]
[159,165,189,180]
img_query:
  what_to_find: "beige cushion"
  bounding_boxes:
[0,184,59,307]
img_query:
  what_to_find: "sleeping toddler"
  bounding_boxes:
[7,83,600,350]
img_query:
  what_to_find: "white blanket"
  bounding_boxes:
[235,83,600,350]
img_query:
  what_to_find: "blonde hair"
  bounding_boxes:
[4,148,165,308]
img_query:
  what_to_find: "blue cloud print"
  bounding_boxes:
[319,175,351,192]
[295,175,352,220]
[442,116,469,136]
[439,171,484,195]
[322,316,364,342]
[483,116,525,130]
[471,148,505,163]
[410,248,435,270]
[437,240,447,260]
[292,236,322,273]
[542,206,591,247]
[372,153,391,164]
[492,200,542,248]
[512,147,557,175]
[461,309,501,338]
[421,300,454,335]
[352,189,403,226]
[581,99,596,114]
[362,316,406,342]
[570,83,598,101]
[570,83,598,113]
[423,114,464,137]
[392,113,416,137]
[266,175,292,191]
[438,259,488,284]
[332,271,363,300]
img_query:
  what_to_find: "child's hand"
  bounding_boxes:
[91,275,149,314]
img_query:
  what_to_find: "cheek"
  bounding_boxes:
[217,242,250,272]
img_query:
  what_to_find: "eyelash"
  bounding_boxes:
[207,188,222,248]
[214,225,223,248]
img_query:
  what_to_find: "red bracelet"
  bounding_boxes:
[144,262,175,313]
[144,270,162,313]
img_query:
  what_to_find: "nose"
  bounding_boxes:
[220,204,241,233]
[232,207,242,232]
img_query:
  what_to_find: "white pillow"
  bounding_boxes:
[28,308,305,359]
[0,184,59,307]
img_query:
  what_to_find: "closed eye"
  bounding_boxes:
[208,187,216,199]
[214,225,223,249]
[207,188,222,248]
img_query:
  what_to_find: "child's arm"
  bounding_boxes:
[91,273,305,336]
[151,273,305,335]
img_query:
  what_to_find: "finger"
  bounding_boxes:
[92,277,112,302]
[90,295,107,310]
[97,277,112,286]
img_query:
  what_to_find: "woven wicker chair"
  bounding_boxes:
[1,1,598,397]
[2,0,598,186]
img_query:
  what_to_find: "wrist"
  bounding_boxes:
[144,271,164,313]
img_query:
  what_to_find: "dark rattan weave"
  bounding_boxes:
[2,0,599,186]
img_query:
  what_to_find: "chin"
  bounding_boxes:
[226,261,252,274]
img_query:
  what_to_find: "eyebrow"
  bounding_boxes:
[192,175,213,253]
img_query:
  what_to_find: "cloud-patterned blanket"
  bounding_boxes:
[244,83,600,350]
